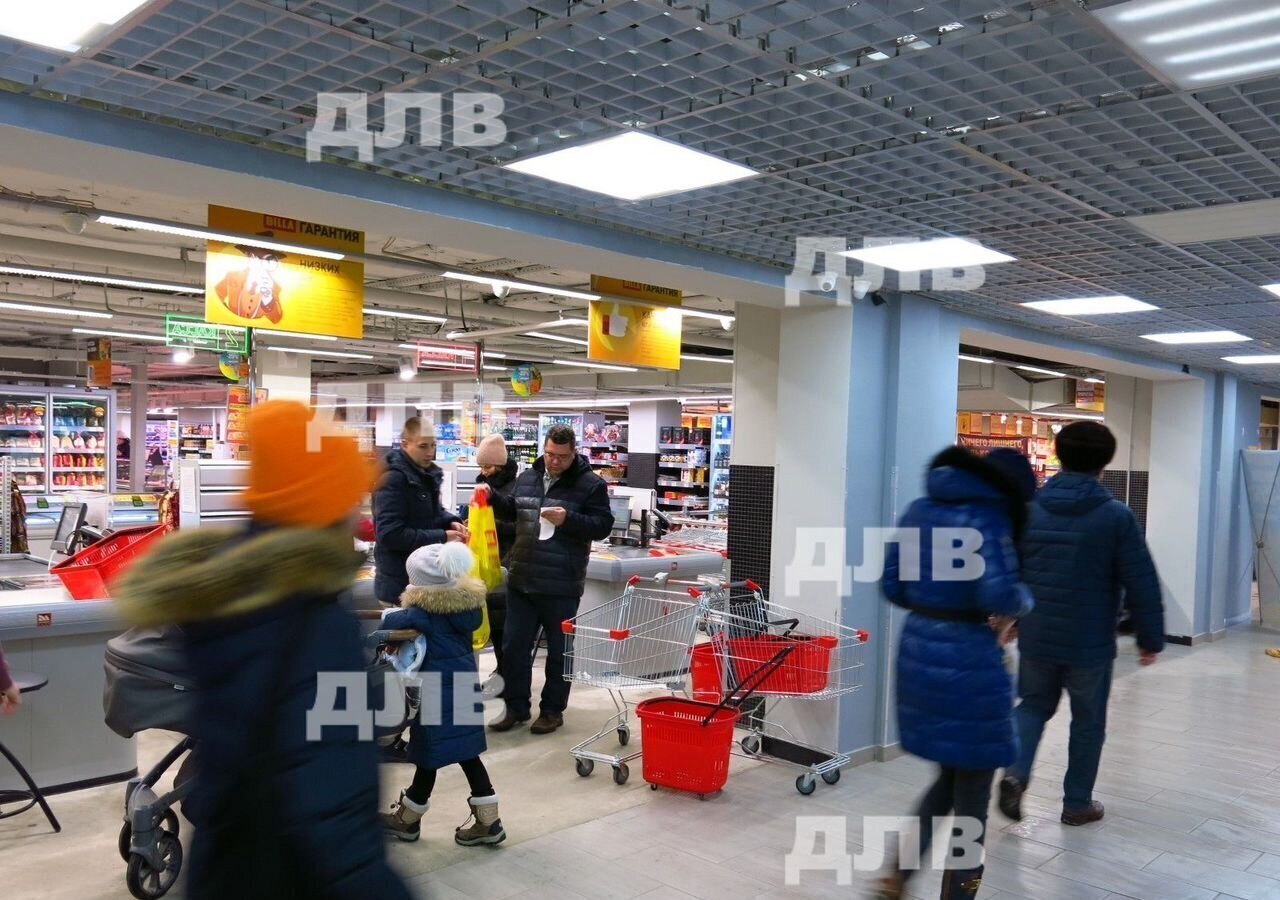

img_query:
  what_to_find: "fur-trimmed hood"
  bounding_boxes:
[399,576,486,615]
[114,525,364,627]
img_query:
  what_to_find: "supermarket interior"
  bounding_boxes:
[4,1,1280,899]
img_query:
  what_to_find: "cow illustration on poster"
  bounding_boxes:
[214,242,287,324]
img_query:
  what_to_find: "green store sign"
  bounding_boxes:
[165,315,249,354]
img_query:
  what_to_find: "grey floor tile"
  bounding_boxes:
[423,856,551,900]
[1196,820,1280,857]
[1250,856,1280,880]
[980,854,1111,900]
[1040,850,1218,900]
[612,843,771,900]
[1099,818,1262,870]
[1145,851,1280,900]
[1151,791,1280,835]
[1001,815,1162,868]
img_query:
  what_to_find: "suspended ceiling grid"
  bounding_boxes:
[1,1,1280,378]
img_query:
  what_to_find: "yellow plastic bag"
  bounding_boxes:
[468,493,502,651]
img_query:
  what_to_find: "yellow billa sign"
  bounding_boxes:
[590,275,683,306]
[204,205,365,339]
[589,301,683,371]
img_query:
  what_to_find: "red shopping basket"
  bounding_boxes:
[690,642,725,702]
[727,633,838,694]
[635,697,738,796]
[52,524,172,601]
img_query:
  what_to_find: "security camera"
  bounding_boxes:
[852,278,871,300]
[61,211,89,235]
[399,360,416,381]
[489,282,510,299]
[870,291,887,307]
[817,273,838,293]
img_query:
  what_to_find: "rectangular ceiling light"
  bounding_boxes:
[504,131,759,201]
[72,327,166,342]
[0,0,151,52]
[680,309,735,329]
[1223,355,1280,364]
[364,307,448,323]
[1142,330,1251,344]
[840,237,1016,272]
[0,264,202,295]
[266,346,374,360]
[1263,284,1280,298]
[0,300,112,319]
[552,358,639,372]
[1021,296,1159,315]
[95,214,345,261]
[958,354,994,364]
[441,272,600,302]
[1095,0,1280,89]
[255,328,337,342]
[680,354,734,364]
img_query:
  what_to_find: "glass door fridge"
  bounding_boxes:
[0,392,48,496]
[49,394,110,493]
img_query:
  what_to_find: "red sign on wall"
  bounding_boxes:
[415,340,479,374]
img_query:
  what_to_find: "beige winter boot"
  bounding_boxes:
[381,791,428,842]
[454,794,506,846]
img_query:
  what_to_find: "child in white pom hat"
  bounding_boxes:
[379,542,506,846]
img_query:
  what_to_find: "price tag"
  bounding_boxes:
[132,495,144,507]
[36,497,49,509]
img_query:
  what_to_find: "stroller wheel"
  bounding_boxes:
[126,833,183,900]
[118,823,132,863]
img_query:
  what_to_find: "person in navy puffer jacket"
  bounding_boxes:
[877,446,1035,900]
[999,421,1164,828]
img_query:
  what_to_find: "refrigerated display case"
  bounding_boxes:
[0,391,48,496]
[0,387,113,497]
[710,414,731,515]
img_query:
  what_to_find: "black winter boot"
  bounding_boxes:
[939,865,983,900]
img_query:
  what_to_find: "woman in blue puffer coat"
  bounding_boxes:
[379,542,506,847]
[875,446,1035,900]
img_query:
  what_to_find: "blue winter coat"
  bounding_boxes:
[381,577,487,769]
[373,450,463,604]
[1018,472,1165,666]
[883,466,1033,770]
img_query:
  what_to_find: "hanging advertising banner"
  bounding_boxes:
[415,340,479,374]
[87,337,112,388]
[588,301,682,370]
[204,205,365,340]
[589,275,683,306]
[167,314,249,354]
[956,434,1031,453]
[1075,381,1105,412]
[226,385,251,457]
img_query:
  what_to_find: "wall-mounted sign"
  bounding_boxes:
[167,315,249,354]
[204,205,365,340]
[415,340,479,374]
[87,337,112,388]
[590,275,683,306]
[588,301,682,370]
[1075,381,1106,412]
[226,385,251,456]
[956,434,1031,453]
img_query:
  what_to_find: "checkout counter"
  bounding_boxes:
[0,495,159,794]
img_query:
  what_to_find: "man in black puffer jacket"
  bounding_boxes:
[479,425,613,734]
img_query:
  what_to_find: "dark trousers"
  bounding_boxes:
[899,766,994,882]
[501,587,579,718]
[1010,657,1113,811]
[406,757,494,805]
[486,588,507,674]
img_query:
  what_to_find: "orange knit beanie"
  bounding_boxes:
[241,400,373,529]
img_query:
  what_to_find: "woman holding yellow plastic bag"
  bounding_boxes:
[473,435,518,693]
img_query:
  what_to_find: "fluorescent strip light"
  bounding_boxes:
[680,309,735,329]
[527,331,590,346]
[1167,32,1280,64]
[483,351,508,359]
[483,365,509,372]
[1145,6,1280,44]
[266,346,374,360]
[0,264,202,295]
[492,394,733,410]
[958,354,994,364]
[1263,284,1280,299]
[1084,377,1106,384]
[445,318,589,342]
[1142,331,1251,344]
[1189,58,1280,82]
[94,214,346,261]
[1115,0,1219,22]
[396,344,477,356]
[1223,355,1280,364]
[505,131,759,201]
[0,300,113,319]
[1042,412,1106,422]
[72,327,166,342]
[1020,295,1159,316]
[552,358,639,372]
[681,354,734,364]
[0,0,150,51]
[1016,364,1068,378]
[441,272,599,302]
[840,237,1016,272]
[364,307,448,323]
[256,329,337,342]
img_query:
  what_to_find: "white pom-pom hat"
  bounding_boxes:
[405,541,474,587]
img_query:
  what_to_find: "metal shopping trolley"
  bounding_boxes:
[695,580,871,795]
[562,575,704,785]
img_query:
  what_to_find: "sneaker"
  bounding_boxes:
[529,712,564,734]
[481,674,505,700]
[488,709,530,732]
[998,775,1025,821]
[1061,801,1105,826]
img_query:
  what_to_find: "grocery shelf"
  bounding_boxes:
[657,481,708,490]
[0,425,44,430]
[52,467,104,472]
[0,448,44,453]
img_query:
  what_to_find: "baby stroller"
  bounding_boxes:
[103,621,410,900]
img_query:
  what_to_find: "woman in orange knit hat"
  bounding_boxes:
[116,401,410,900]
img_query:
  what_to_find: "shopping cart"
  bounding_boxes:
[562,575,703,785]
[695,580,871,795]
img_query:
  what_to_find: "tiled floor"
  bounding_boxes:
[4,628,1280,899]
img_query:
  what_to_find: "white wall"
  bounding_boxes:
[256,349,311,402]
[731,305,780,468]
[1106,375,1153,473]
[628,400,681,454]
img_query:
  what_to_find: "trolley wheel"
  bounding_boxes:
[740,734,762,756]
[126,834,183,900]
[649,783,658,791]
[575,758,594,778]
[617,724,630,746]
[796,775,817,796]
[613,763,630,785]
[821,769,841,786]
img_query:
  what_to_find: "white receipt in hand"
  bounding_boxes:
[538,516,556,541]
